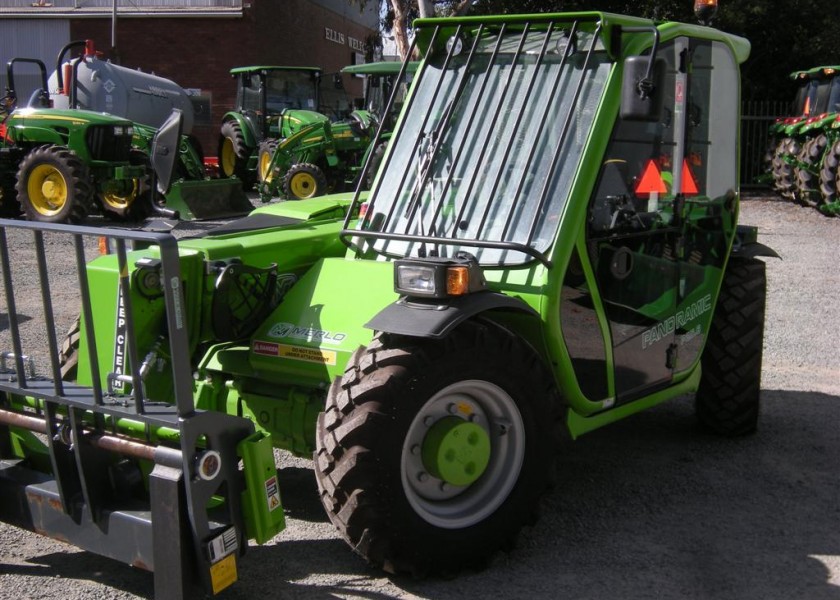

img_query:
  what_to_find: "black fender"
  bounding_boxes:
[731,241,780,260]
[731,224,780,259]
[365,291,538,340]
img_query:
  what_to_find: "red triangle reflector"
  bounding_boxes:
[681,160,699,195]
[635,160,667,197]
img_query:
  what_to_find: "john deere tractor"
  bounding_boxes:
[0,8,776,598]
[0,58,147,222]
[219,65,377,199]
[771,66,840,205]
[218,66,325,189]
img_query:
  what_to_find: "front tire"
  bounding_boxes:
[794,135,826,207]
[283,162,327,199]
[695,258,767,436]
[818,138,840,212]
[98,150,150,221]
[315,320,561,576]
[16,145,92,223]
[257,139,278,184]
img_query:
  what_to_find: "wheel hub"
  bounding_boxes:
[291,172,316,197]
[421,417,491,487]
[29,164,68,213]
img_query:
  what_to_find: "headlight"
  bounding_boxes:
[394,254,486,299]
[113,126,124,136]
[396,264,438,295]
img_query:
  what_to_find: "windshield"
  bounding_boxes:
[265,71,318,113]
[828,77,840,114]
[358,24,611,266]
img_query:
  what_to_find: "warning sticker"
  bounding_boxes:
[253,341,280,356]
[265,475,281,512]
[278,344,337,366]
[209,553,238,594]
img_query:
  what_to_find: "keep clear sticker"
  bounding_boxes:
[210,553,238,594]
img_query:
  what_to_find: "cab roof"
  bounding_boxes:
[229,66,321,75]
[413,12,750,65]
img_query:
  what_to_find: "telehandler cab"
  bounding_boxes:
[0,9,775,598]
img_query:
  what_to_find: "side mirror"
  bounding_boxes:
[620,56,665,122]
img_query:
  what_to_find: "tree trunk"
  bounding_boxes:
[390,0,412,60]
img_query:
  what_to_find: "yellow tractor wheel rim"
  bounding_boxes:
[101,179,140,211]
[28,164,68,216]
[221,138,237,176]
[259,151,273,183]
[290,171,318,198]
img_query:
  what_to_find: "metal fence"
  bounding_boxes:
[741,99,792,188]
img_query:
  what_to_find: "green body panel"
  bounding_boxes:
[3,108,133,163]
[247,256,397,386]
[238,431,286,543]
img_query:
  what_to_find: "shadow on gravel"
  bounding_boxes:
[1,389,837,600]
[0,312,31,332]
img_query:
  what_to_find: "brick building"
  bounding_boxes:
[0,0,380,155]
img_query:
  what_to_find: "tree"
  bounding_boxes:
[354,0,474,60]
[469,0,840,101]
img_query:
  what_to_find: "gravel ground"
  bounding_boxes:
[0,194,838,600]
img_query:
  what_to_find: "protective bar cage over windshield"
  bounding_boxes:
[341,16,613,267]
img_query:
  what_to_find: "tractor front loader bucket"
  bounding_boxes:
[0,220,283,598]
[164,177,255,221]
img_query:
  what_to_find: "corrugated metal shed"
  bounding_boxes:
[0,19,69,102]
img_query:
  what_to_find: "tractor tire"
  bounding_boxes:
[283,163,328,200]
[794,135,826,207]
[99,149,151,222]
[58,315,81,381]
[16,145,92,224]
[771,137,797,200]
[314,320,561,577]
[257,139,278,184]
[218,120,254,190]
[818,138,840,210]
[695,258,767,436]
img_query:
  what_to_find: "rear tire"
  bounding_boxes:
[315,320,561,577]
[772,137,797,200]
[218,120,254,190]
[16,145,91,224]
[695,258,767,436]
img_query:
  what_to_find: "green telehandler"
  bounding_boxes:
[0,8,776,598]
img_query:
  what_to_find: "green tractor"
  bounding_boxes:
[760,69,810,182]
[218,65,378,200]
[791,66,840,210]
[771,66,840,204]
[218,66,326,189]
[0,9,776,596]
[0,58,147,223]
[51,39,253,221]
